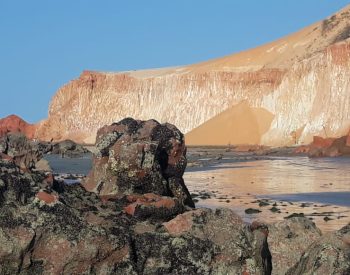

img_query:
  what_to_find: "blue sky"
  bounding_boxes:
[1,0,349,123]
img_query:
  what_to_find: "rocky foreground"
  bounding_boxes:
[0,118,349,275]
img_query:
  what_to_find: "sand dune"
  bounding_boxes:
[185,101,274,146]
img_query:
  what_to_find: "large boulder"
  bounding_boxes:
[268,217,322,274]
[286,223,350,274]
[84,118,194,208]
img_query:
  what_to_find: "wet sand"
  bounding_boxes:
[185,147,350,232]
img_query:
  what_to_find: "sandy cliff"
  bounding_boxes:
[36,5,350,146]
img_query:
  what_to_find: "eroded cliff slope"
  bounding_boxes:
[36,5,350,146]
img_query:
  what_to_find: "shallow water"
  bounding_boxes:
[44,153,350,232]
[184,156,350,232]
[44,153,92,175]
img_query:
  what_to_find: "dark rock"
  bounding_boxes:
[51,139,88,157]
[0,159,136,274]
[0,159,273,274]
[0,133,43,169]
[84,118,194,208]
[259,200,270,207]
[270,206,280,213]
[268,217,322,274]
[323,216,333,222]
[245,208,262,214]
[285,213,305,219]
[162,208,272,274]
[133,231,215,274]
[286,223,350,275]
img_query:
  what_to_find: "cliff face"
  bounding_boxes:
[36,6,350,145]
[36,68,285,144]
[260,42,350,146]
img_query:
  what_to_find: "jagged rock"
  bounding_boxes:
[162,208,272,274]
[286,223,350,275]
[0,159,274,274]
[51,139,89,157]
[268,217,322,274]
[84,118,194,208]
[0,160,136,274]
[0,133,43,169]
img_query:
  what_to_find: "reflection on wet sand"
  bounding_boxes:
[184,156,350,232]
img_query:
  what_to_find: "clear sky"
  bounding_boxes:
[1,0,349,123]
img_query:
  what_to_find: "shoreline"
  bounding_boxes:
[43,148,350,233]
[184,147,350,233]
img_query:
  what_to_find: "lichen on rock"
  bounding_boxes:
[84,118,194,208]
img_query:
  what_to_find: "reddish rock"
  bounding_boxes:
[124,193,183,220]
[310,135,350,157]
[36,191,58,204]
[99,194,121,203]
[0,115,36,139]
[163,209,203,236]
[311,136,335,148]
[31,235,133,274]
[295,132,350,157]
[84,118,194,208]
